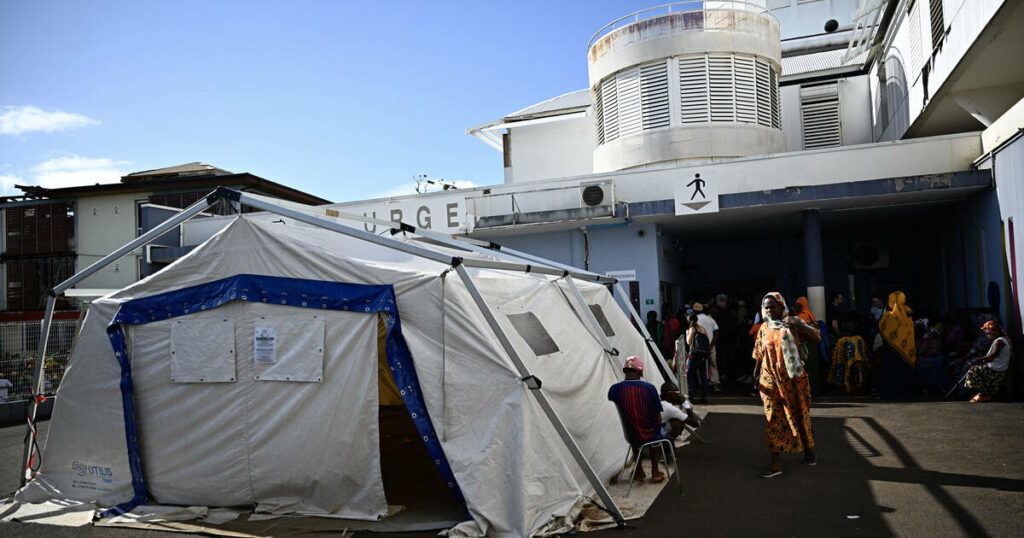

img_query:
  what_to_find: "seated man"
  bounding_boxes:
[659,382,701,439]
[608,356,666,483]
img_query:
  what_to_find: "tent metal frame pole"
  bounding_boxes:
[21,194,218,486]
[20,295,56,486]
[52,196,217,296]
[453,263,625,527]
[235,193,456,265]
[236,192,616,284]
[477,241,612,282]
[613,282,676,387]
[561,277,617,358]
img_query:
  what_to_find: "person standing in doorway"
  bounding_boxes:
[877,291,920,399]
[684,313,712,403]
[753,292,820,477]
[693,303,721,392]
[662,306,682,363]
[870,296,885,321]
[645,310,666,366]
[827,292,846,337]
[711,293,739,386]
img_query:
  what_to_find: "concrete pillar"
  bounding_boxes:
[803,209,826,321]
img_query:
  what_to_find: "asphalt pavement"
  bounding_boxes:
[1,394,1022,537]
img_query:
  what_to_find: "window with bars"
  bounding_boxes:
[800,83,841,149]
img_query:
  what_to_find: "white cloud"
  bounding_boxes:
[0,106,99,136]
[30,156,129,189]
[0,174,23,195]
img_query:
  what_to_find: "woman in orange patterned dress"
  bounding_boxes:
[753,292,821,477]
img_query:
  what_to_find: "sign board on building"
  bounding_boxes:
[328,194,468,235]
[674,171,719,215]
[605,270,637,281]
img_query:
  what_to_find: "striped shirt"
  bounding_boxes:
[608,380,662,444]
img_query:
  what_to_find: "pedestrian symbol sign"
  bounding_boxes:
[674,172,719,215]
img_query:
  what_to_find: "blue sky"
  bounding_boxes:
[0,0,663,202]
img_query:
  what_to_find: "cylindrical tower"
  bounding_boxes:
[588,1,784,173]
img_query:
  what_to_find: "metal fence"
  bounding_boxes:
[0,319,80,403]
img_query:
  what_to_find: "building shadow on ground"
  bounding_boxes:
[585,411,1024,538]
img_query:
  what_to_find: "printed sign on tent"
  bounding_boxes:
[674,171,719,215]
[254,327,277,364]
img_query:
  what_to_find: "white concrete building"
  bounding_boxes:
[330,0,1024,347]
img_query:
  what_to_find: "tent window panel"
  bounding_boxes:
[506,312,560,356]
[587,304,616,338]
[252,317,325,382]
[170,318,236,383]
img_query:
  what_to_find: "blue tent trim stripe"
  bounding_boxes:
[100,273,467,517]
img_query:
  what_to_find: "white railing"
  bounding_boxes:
[588,1,779,52]
[0,318,80,403]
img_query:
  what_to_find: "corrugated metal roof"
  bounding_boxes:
[123,162,231,180]
[505,89,592,120]
[782,49,867,78]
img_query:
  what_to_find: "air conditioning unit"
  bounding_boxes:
[852,242,889,270]
[580,181,615,208]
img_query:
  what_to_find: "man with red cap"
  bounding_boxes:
[607,355,666,483]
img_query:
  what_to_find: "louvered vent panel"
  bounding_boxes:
[929,0,944,49]
[616,67,643,137]
[640,61,671,130]
[755,58,772,127]
[908,1,923,75]
[801,84,841,149]
[679,55,709,123]
[594,84,605,144]
[770,67,780,128]
[734,55,757,124]
[708,54,735,122]
[600,76,619,142]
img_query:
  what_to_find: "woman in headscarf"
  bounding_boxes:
[877,291,920,399]
[753,292,821,477]
[793,296,825,394]
[964,320,1011,402]
[828,333,870,393]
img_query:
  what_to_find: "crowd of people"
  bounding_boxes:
[643,290,1013,404]
[622,289,1014,481]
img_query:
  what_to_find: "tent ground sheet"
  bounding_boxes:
[2,411,707,535]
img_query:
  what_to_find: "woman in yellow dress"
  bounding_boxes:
[878,291,920,399]
[753,292,821,477]
[828,334,870,393]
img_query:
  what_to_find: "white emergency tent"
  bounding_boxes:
[15,188,674,537]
